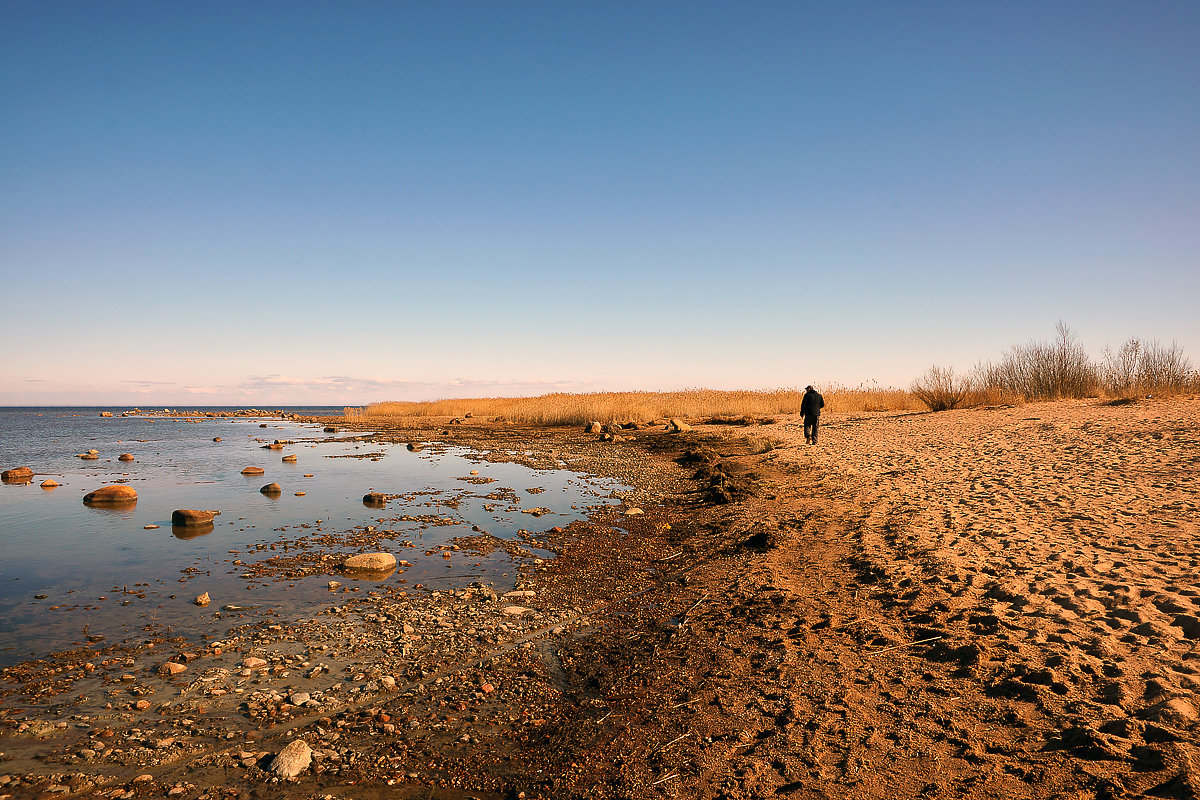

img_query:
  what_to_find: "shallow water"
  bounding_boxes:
[0,408,624,667]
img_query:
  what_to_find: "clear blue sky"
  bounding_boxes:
[3,1,1197,405]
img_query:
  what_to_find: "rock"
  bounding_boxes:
[379,675,397,690]
[363,492,387,505]
[144,524,159,529]
[625,508,644,516]
[241,467,265,475]
[585,421,602,433]
[668,418,692,433]
[212,437,222,442]
[324,427,337,433]
[99,411,113,417]
[406,442,421,451]
[243,657,268,669]
[327,581,341,590]
[79,453,99,460]
[282,454,297,462]
[294,491,306,496]
[40,479,59,488]
[135,700,151,711]
[157,662,187,676]
[288,692,311,706]
[260,483,283,495]
[265,443,284,450]
[118,453,134,462]
[2,467,34,483]
[269,738,312,778]
[83,485,138,505]
[342,553,397,572]
[502,605,533,616]
[172,509,217,526]
[87,449,99,455]
[194,593,211,607]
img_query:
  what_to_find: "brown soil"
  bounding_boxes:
[1,396,1198,799]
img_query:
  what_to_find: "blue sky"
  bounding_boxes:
[2,1,1197,405]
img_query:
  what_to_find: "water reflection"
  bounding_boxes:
[172,522,215,539]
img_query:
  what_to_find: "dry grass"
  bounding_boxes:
[358,386,919,427]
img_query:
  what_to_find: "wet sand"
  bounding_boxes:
[1,396,1197,799]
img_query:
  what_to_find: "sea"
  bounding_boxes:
[0,406,624,668]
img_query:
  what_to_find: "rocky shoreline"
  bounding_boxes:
[2,399,1198,799]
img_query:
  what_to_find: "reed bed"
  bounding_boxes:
[359,386,919,427]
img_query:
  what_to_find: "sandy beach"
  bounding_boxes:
[1,395,1197,799]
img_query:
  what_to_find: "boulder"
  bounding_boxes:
[269,738,312,778]
[324,427,337,433]
[157,662,187,676]
[260,483,283,495]
[194,592,211,607]
[171,509,217,526]
[212,437,222,442]
[241,466,265,475]
[118,453,134,462]
[282,454,297,462]
[40,479,59,489]
[342,552,397,572]
[83,485,137,505]
[79,453,99,460]
[2,467,34,483]
[264,443,284,450]
[363,492,387,505]
[406,442,421,452]
[585,421,602,434]
[99,411,113,417]
[668,418,692,433]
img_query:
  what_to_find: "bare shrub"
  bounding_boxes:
[1102,339,1198,397]
[974,321,1099,401]
[962,384,1025,408]
[911,365,969,411]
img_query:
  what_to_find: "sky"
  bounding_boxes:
[2,1,1198,406]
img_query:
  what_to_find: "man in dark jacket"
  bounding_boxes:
[801,385,824,445]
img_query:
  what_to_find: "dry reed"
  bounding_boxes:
[360,386,918,427]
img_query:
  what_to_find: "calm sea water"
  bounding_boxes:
[0,407,623,667]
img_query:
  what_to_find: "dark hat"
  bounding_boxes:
[805,385,814,391]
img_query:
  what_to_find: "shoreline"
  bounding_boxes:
[1,396,1197,798]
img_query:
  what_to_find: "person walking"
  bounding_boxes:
[801,384,824,445]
